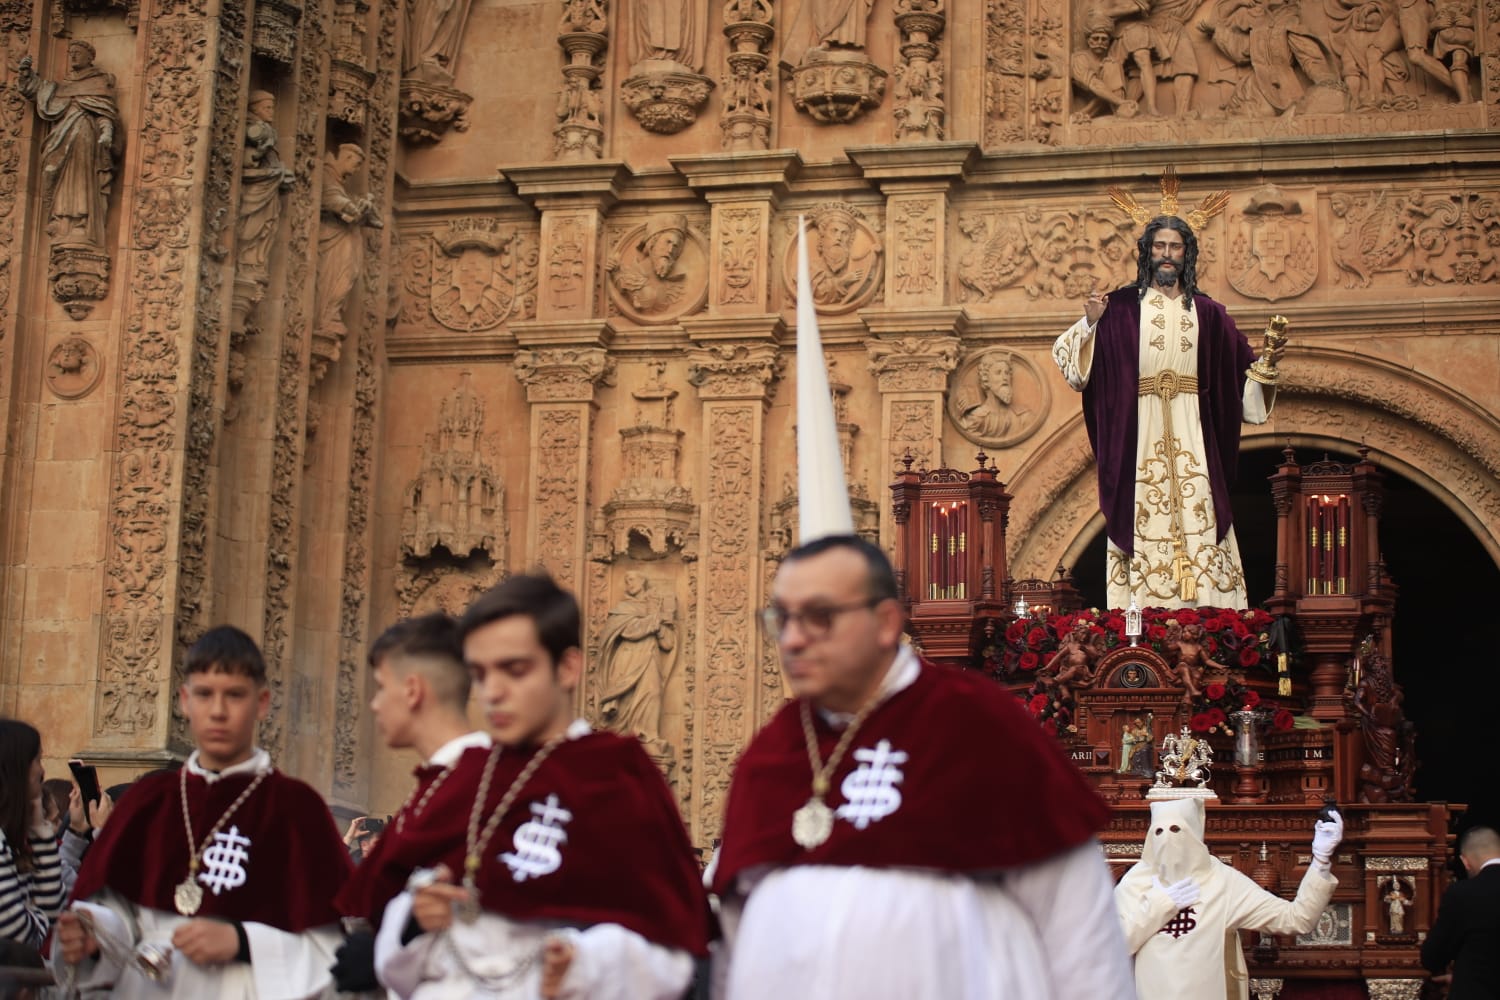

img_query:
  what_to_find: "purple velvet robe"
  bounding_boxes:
[1081,287,1258,557]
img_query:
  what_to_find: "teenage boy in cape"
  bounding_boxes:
[374,573,711,999]
[332,613,492,991]
[53,625,352,998]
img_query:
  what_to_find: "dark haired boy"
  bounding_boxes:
[52,625,352,998]
[373,574,710,999]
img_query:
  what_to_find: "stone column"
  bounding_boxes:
[865,323,963,549]
[684,335,782,847]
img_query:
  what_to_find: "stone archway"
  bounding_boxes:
[1007,346,1500,580]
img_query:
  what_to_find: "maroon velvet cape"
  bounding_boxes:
[69,768,352,933]
[413,732,711,957]
[1082,287,1258,556]
[712,662,1112,895]
[334,748,491,926]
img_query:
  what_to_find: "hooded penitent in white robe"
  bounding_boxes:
[1114,797,1337,1000]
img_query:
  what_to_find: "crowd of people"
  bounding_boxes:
[0,536,1493,999]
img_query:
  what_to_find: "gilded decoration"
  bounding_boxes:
[947,347,1049,450]
[781,203,883,315]
[606,214,710,325]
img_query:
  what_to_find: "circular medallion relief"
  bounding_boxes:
[606,215,709,325]
[946,347,1050,450]
[45,336,104,400]
[781,204,883,315]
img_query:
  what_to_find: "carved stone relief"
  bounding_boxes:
[1331,187,1500,289]
[721,0,774,149]
[867,334,961,394]
[890,196,939,299]
[718,207,763,307]
[603,362,696,558]
[781,0,885,123]
[544,215,591,314]
[606,214,709,324]
[232,90,294,343]
[18,42,123,319]
[782,203,883,314]
[401,373,507,563]
[328,0,374,127]
[1227,185,1318,302]
[947,347,1049,450]
[44,336,102,399]
[622,0,714,133]
[396,561,504,619]
[597,570,679,762]
[253,0,302,65]
[893,0,945,141]
[0,26,30,356]
[555,0,609,160]
[399,0,475,143]
[955,204,1137,303]
[313,143,382,385]
[403,219,539,332]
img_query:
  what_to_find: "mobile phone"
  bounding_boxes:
[1317,797,1339,823]
[68,759,102,808]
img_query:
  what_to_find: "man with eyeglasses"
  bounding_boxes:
[1053,210,1282,610]
[711,534,1135,1000]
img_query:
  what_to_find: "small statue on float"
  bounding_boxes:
[1353,640,1417,803]
[1115,731,1344,1000]
[1165,621,1233,701]
[1040,620,1107,704]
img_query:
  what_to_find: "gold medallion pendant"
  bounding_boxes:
[173,877,204,917]
[792,797,834,849]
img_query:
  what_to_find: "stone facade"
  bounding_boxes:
[0,0,1496,853]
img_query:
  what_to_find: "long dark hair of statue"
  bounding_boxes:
[1135,215,1200,302]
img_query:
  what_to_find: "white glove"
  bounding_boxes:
[1152,875,1202,909]
[1311,809,1343,864]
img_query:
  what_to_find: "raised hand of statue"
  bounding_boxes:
[1084,278,1107,326]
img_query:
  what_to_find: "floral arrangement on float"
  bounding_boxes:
[1000,606,1299,736]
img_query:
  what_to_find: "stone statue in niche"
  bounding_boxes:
[780,0,885,123]
[314,143,382,380]
[18,42,123,319]
[622,0,714,133]
[1070,11,1137,120]
[403,0,472,86]
[597,571,677,744]
[233,91,295,337]
[1090,0,1200,118]
[607,214,708,324]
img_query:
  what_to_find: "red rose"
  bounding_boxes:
[1052,617,1074,639]
[1019,651,1040,671]
[1177,610,1200,625]
[1239,646,1261,668]
[1205,682,1226,701]
[1147,624,1167,641]
[1207,707,1226,725]
[1203,617,1224,633]
[1205,637,1218,656]
[1006,621,1027,643]
[1273,708,1295,731]
[1041,719,1058,736]
[1231,618,1251,638]
[1027,627,1048,651]
[1189,712,1213,733]
[1029,694,1049,714]
[1242,690,1262,708]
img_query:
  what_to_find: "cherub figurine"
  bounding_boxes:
[1042,621,1106,704]
[1166,622,1231,701]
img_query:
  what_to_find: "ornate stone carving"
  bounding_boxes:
[55,0,138,34]
[44,335,103,399]
[947,347,1049,450]
[555,1,608,160]
[888,397,938,471]
[18,42,123,319]
[328,0,373,126]
[890,196,939,297]
[403,219,538,332]
[781,0,885,123]
[513,347,615,403]
[1331,188,1500,290]
[866,334,960,393]
[1227,185,1317,302]
[402,373,507,562]
[399,79,472,144]
[232,91,295,341]
[721,0,774,149]
[607,214,709,324]
[892,0,945,141]
[984,0,1028,144]
[622,0,713,133]
[397,0,475,142]
[782,203,882,314]
[545,215,590,312]
[253,0,302,64]
[603,363,696,558]
[1069,10,1136,121]
[0,27,29,353]
[534,408,585,589]
[687,342,782,398]
[718,207,762,306]
[313,143,383,385]
[955,205,1136,302]
[396,560,504,619]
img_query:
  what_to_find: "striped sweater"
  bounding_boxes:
[0,825,65,950]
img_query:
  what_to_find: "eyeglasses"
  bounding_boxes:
[1150,240,1186,255]
[761,598,884,641]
